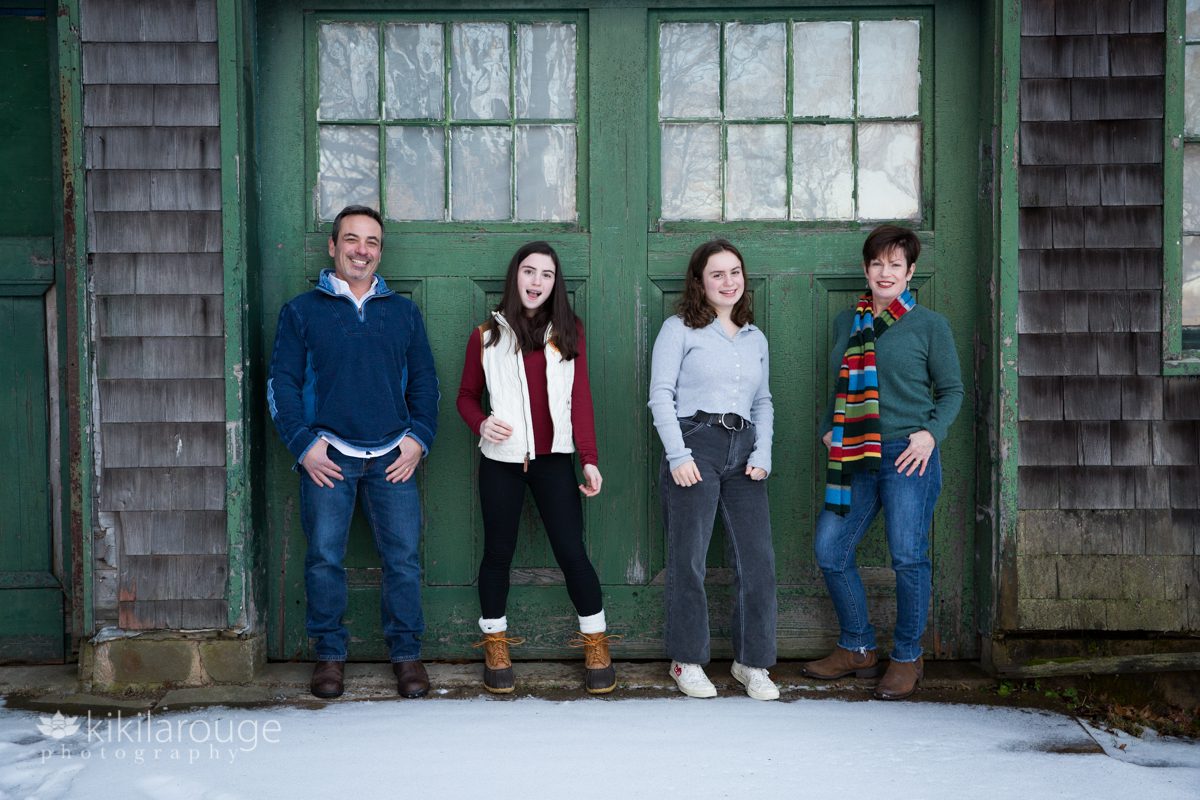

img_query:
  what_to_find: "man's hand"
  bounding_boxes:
[895,430,936,476]
[671,460,702,487]
[301,439,343,488]
[480,415,514,443]
[579,464,603,497]
[386,436,424,483]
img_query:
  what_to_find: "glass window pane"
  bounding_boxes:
[1187,46,1200,136]
[516,125,577,221]
[384,24,444,120]
[659,23,719,118]
[792,22,853,118]
[1189,0,1200,40]
[451,126,512,220]
[858,20,920,118]
[1184,144,1200,230]
[451,23,510,121]
[385,127,445,221]
[857,122,920,220]
[318,126,379,220]
[318,23,379,121]
[792,124,853,220]
[517,23,576,120]
[724,23,786,119]
[1184,235,1200,327]
[660,123,720,220]
[726,125,787,219]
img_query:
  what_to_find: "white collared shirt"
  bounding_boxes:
[327,273,378,310]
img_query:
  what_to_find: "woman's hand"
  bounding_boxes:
[895,430,936,476]
[671,460,702,487]
[579,464,603,497]
[480,415,514,443]
[822,430,833,449]
[745,465,768,481]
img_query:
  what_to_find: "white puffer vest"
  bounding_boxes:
[479,312,575,463]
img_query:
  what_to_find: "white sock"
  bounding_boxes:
[577,610,606,635]
[479,616,507,634]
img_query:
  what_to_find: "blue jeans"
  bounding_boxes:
[299,447,424,662]
[814,439,941,663]
[661,419,777,668]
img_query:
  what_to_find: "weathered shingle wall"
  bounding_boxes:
[1017,0,1199,631]
[82,0,228,630]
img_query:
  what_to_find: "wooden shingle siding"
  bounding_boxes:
[83,0,225,630]
[1017,0,1198,632]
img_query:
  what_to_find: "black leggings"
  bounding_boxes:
[477,453,603,619]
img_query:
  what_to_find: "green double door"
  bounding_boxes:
[258,1,981,661]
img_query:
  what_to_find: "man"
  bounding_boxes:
[268,205,439,699]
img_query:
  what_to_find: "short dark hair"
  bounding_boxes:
[862,224,920,267]
[331,205,384,245]
[677,239,753,329]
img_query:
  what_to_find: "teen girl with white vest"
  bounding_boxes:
[456,241,616,695]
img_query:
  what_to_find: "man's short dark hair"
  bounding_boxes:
[862,224,920,267]
[331,205,384,245]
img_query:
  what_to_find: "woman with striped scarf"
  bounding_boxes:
[802,225,963,700]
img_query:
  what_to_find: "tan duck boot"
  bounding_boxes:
[569,632,621,695]
[472,632,524,694]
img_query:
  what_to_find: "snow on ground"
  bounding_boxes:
[1,697,1198,800]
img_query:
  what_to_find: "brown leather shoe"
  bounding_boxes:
[568,632,621,695]
[874,657,923,700]
[310,660,345,699]
[393,659,430,698]
[801,646,880,679]
[472,632,524,694]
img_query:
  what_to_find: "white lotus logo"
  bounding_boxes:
[36,711,80,739]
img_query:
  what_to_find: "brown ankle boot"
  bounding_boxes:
[310,660,345,699]
[801,646,880,679]
[569,632,621,695]
[472,632,524,694]
[874,657,923,700]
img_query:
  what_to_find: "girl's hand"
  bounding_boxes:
[480,416,514,443]
[895,430,936,476]
[745,465,767,481]
[671,461,702,487]
[822,430,833,449]
[579,464,603,497]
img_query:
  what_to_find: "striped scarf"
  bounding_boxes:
[824,289,916,515]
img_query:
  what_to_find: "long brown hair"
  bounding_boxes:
[481,241,580,359]
[676,239,754,329]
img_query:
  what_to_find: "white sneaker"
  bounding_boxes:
[670,661,717,698]
[731,661,780,701]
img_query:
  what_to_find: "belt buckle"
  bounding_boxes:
[718,412,745,431]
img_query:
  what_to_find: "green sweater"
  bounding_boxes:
[820,304,964,443]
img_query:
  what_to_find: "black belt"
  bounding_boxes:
[689,411,752,431]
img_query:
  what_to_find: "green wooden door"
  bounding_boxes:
[0,10,63,663]
[257,1,980,661]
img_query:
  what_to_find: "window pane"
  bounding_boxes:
[451,23,510,121]
[857,122,920,220]
[451,126,512,220]
[726,125,787,219]
[1187,45,1200,136]
[384,24,444,120]
[792,22,853,118]
[517,23,576,120]
[1184,144,1200,230]
[660,123,720,220]
[318,126,379,220]
[1188,0,1200,40]
[724,23,786,119]
[659,23,719,118]
[385,127,444,221]
[858,20,920,118]
[318,23,379,121]
[1184,236,1200,327]
[516,125,577,221]
[792,124,853,220]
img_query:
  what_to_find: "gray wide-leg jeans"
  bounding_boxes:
[661,419,777,668]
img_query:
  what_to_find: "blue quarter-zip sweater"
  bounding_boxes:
[268,269,440,463]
